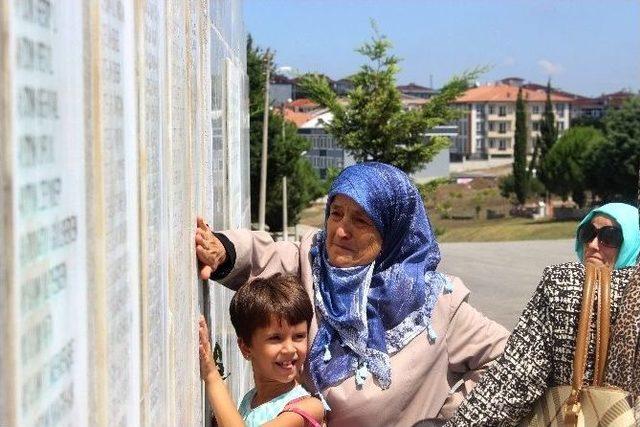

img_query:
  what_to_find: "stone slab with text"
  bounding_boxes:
[0,0,250,426]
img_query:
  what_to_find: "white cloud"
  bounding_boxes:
[537,59,564,75]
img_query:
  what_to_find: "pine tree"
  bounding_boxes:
[513,87,528,204]
[297,26,478,174]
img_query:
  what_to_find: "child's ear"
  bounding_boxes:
[237,337,251,360]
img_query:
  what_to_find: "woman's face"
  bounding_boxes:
[326,195,383,268]
[583,215,621,267]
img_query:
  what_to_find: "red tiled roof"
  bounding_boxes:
[289,98,319,108]
[520,83,589,101]
[571,97,602,106]
[283,109,314,127]
[454,84,574,103]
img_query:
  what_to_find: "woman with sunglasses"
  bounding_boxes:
[447,202,640,426]
[576,203,639,269]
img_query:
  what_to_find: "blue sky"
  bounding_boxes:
[244,0,639,97]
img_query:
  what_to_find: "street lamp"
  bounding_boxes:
[258,50,271,231]
[280,99,292,241]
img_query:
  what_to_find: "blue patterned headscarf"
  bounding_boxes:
[575,202,640,269]
[308,162,448,392]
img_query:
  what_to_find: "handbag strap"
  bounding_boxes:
[594,265,612,385]
[565,263,613,424]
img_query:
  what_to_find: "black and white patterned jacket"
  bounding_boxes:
[447,262,636,426]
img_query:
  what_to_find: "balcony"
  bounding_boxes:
[487,130,513,138]
[487,146,514,156]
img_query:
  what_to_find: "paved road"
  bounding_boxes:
[438,239,575,331]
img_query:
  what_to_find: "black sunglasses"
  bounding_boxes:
[578,223,623,249]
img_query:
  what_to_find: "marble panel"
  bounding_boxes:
[4,1,89,425]
[135,0,169,425]
[84,1,141,425]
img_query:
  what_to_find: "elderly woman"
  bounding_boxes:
[196,162,508,426]
[447,202,640,426]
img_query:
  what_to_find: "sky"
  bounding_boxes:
[244,0,640,97]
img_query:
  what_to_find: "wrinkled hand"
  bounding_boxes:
[195,216,227,280]
[198,315,218,382]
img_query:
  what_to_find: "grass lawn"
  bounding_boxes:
[431,216,578,243]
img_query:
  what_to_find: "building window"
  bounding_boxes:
[476,122,485,134]
[488,122,495,132]
[556,103,565,118]
[498,106,507,117]
[488,105,495,115]
[489,138,496,149]
[475,104,484,114]
[476,138,485,150]
[532,121,540,131]
[499,139,507,151]
[532,105,540,114]
[499,122,507,134]
[558,122,565,131]
[319,149,327,156]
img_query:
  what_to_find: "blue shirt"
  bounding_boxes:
[238,384,311,426]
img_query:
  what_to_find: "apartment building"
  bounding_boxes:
[397,83,438,99]
[451,84,573,159]
[298,110,354,179]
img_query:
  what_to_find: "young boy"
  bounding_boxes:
[199,275,325,427]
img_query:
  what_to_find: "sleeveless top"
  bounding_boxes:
[238,384,319,426]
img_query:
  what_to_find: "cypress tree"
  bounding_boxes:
[513,87,528,204]
[538,79,558,188]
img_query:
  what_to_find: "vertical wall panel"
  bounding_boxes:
[3,1,89,425]
[209,0,252,404]
[164,0,200,424]
[0,1,12,424]
[135,0,168,425]
[85,0,141,425]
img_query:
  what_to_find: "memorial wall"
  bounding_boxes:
[0,0,251,426]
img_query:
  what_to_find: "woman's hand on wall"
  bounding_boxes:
[195,216,227,280]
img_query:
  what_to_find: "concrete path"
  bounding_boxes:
[438,239,575,330]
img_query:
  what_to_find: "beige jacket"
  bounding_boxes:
[217,230,509,427]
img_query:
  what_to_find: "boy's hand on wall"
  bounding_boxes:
[198,315,218,383]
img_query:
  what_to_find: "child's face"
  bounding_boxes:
[240,316,309,385]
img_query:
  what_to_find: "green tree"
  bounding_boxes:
[538,80,558,189]
[543,126,606,207]
[247,36,323,230]
[297,27,477,174]
[586,97,640,202]
[513,87,528,204]
[571,115,605,131]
